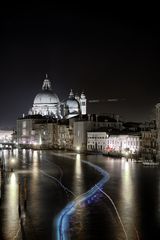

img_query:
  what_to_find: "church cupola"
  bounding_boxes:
[42,74,52,91]
[68,89,74,99]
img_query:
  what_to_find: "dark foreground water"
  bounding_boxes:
[0,149,160,240]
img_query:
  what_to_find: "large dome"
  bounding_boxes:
[29,75,61,118]
[34,92,59,105]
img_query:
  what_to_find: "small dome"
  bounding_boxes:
[80,92,86,99]
[34,92,59,105]
[65,99,79,110]
[65,89,80,114]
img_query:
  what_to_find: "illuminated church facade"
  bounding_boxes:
[28,74,87,119]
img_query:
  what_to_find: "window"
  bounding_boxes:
[23,121,26,128]
[22,129,26,136]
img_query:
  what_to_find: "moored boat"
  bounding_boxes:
[142,161,159,166]
[102,151,122,158]
[133,159,143,163]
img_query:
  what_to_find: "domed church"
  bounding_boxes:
[28,75,87,119]
[28,74,61,118]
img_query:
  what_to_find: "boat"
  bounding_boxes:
[142,161,159,166]
[133,159,143,163]
[87,151,102,155]
[102,151,122,158]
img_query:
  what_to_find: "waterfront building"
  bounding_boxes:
[139,121,157,160]
[52,120,73,150]
[17,115,56,148]
[87,131,108,151]
[73,114,122,152]
[0,130,13,143]
[87,130,140,155]
[105,134,140,155]
[0,130,14,149]
[17,115,75,150]
[73,120,95,152]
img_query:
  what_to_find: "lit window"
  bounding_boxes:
[23,121,26,128]
[22,129,26,136]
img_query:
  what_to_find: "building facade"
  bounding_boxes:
[73,114,123,152]
[17,116,56,148]
[87,132,108,151]
[0,130,13,143]
[73,120,95,152]
[140,128,157,160]
[105,134,140,155]
[87,131,140,155]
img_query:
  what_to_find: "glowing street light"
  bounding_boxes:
[125,151,129,156]
[10,158,15,172]
[76,146,80,152]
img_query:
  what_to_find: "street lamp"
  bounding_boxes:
[76,146,81,152]
[10,158,15,172]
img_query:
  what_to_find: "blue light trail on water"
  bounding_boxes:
[55,159,110,240]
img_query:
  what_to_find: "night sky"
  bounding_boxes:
[0,4,159,128]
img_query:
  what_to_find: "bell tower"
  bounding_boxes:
[80,92,87,115]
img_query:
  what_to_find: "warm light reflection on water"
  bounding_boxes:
[22,149,27,163]
[120,158,136,236]
[29,149,32,159]
[121,159,134,203]
[29,150,40,207]
[2,150,9,170]
[71,154,86,239]
[32,150,39,178]
[10,172,17,185]
[12,148,18,159]
[3,173,19,240]
[1,150,159,240]
[73,154,84,195]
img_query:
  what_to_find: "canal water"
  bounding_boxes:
[0,149,160,240]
